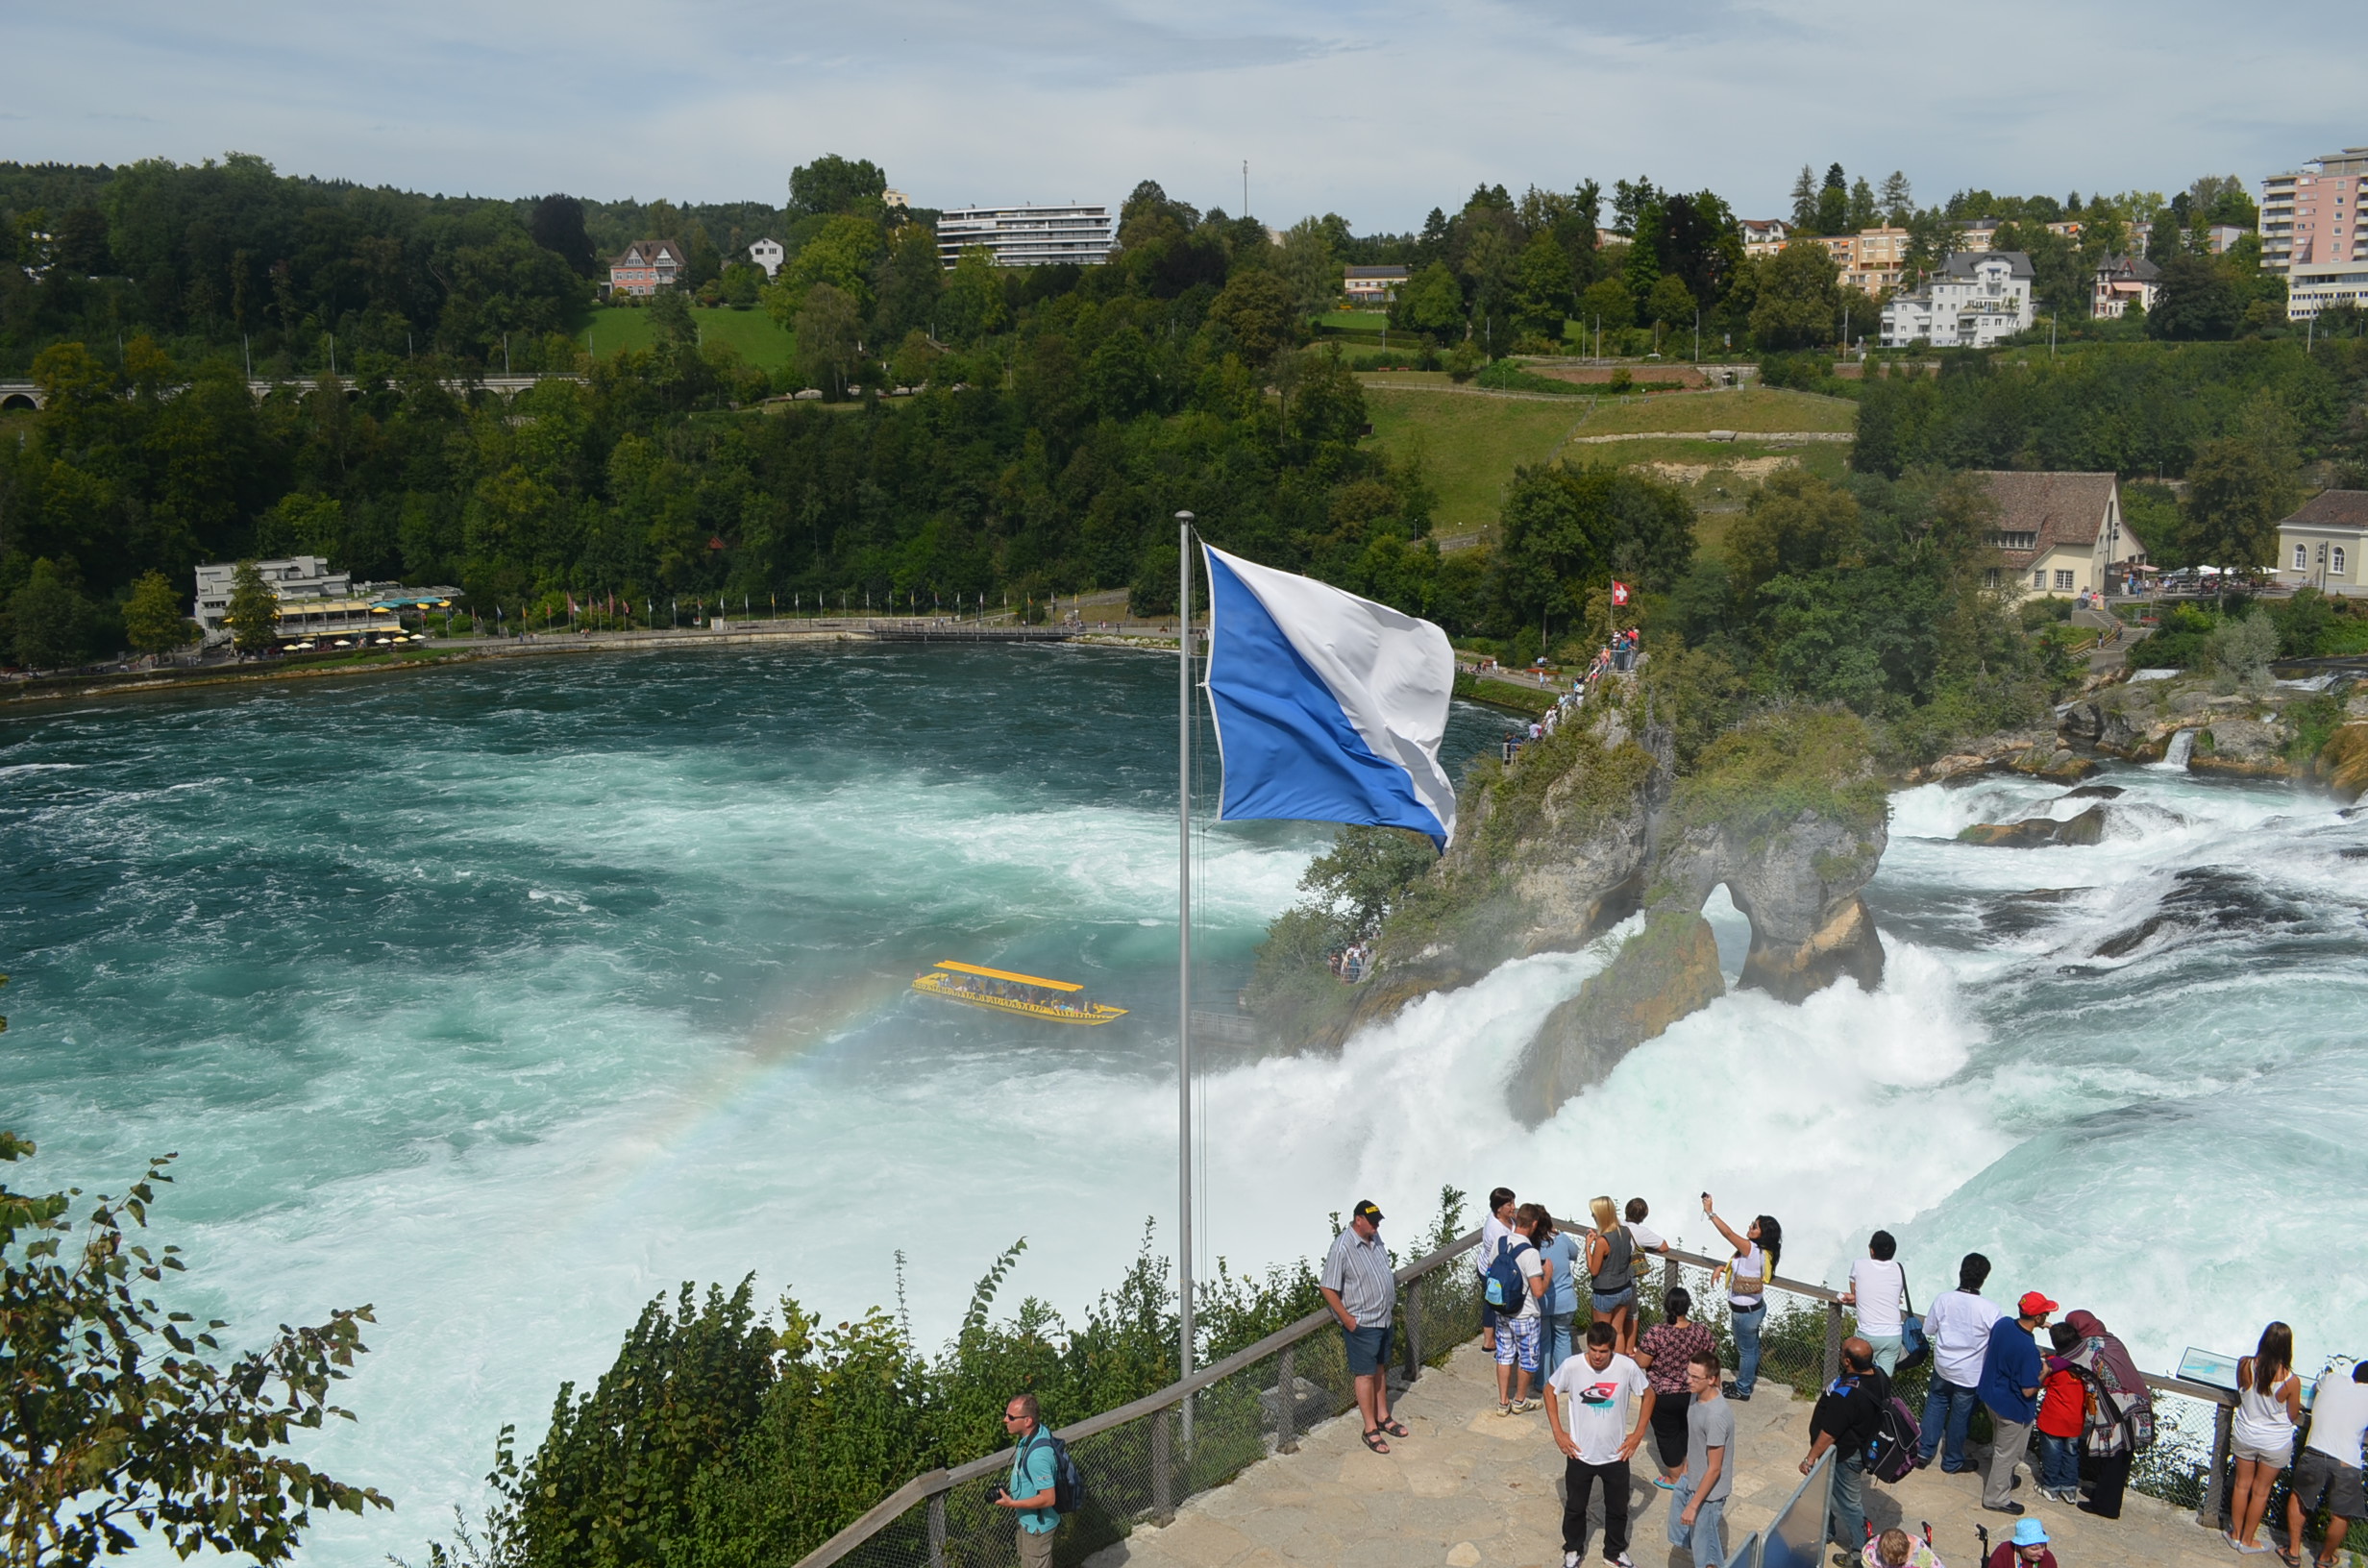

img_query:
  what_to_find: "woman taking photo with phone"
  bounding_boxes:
[1702,1192,1781,1401]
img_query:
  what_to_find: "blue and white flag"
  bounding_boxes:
[1201,545,1458,848]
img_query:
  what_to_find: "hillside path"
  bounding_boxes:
[1088,1343,2227,1568]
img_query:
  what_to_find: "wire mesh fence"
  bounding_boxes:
[810,1228,2270,1568]
[804,1231,1488,1568]
[1628,1247,2240,1523]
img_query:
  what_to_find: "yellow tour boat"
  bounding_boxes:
[912,961,1128,1025]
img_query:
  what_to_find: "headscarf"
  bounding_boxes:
[2065,1310,2150,1410]
[2063,1309,2154,1454]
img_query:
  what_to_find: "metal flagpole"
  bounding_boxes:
[1174,511,1196,1408]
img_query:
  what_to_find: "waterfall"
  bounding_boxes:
[2154,728,2196,771]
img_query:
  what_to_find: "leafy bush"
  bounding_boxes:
[2285,693,2345,765]
[2207,610,2279,697]
[456,1193,1468,1568]
[1474,360,1586,396]
[2141,604,2218,669]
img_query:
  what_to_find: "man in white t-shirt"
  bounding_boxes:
[1841,1230,1909,1374]
[1547,1321,1655,1568]
[2286,1361,2368,1568]
[1917,1252,2008,1474]
[1479,1187,1516,1353]
[1624,1198,1669,1257]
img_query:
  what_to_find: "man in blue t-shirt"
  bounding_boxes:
[1977,1291,2056,1514]
[996,1393,1062,1568]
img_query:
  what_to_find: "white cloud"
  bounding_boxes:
[6,0,2367,229]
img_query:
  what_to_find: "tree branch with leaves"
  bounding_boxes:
[0,1134,390,1568]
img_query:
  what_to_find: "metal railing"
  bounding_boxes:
[1628,1243,2249,1531]
[795,1228,1486,1568]
[798,1226,2268,1568]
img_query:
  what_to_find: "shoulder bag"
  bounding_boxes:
[1897,1265,1931,1369]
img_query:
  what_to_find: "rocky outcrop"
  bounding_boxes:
[2007,744,2097,782]
[1957,804,2109,847]
[1651,804,1887,1002]
[1506,913,1723,1114]
[1279,697,1891,1125]
[2319,723,2368,803]
[2058,698,2151,757]
[1500,708,1887,1123]
[2188,720,2290,779]
[1324,712,1666,1048]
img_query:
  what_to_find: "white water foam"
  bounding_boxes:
[9,656,2364,1567]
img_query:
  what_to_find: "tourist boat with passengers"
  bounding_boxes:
[910,961,1127,1025]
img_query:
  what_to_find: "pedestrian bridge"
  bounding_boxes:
[0,372,582,412]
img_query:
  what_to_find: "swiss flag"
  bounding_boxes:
[1610,580,1631,606]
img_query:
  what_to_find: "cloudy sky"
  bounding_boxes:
[6,0,2364,230]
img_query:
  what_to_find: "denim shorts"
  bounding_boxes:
[1343,1322,1394,1376]
[1593,1286,1638,1314]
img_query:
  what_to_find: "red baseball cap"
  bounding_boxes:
[2019,1291,2059,1315]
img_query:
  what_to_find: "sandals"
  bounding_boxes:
[1377,1418,1409,1438]
[1361,1428,1392,1454]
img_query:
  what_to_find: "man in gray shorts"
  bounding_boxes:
[2287,1361,2368,1568]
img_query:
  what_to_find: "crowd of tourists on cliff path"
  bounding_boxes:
[996,1188,2367,1568]
[1494,629,1643,769]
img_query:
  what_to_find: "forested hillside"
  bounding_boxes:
[7,152,2366,738]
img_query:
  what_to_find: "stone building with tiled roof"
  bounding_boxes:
[2276,490,2368,596]
[1974,471,2141,598]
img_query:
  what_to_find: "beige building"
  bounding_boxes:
[2275,490,2368,596]
[1752,225,1908,290]
[1975,472,2141,597]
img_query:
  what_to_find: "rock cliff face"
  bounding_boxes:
[1315,697,1889,1126]
[2319,723,2368,803]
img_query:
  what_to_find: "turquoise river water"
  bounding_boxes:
[2,644,2363,1563]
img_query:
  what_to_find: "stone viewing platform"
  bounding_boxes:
[1089,1342,2228,1568]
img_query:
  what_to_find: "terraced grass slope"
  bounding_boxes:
[1358,377,1857,546]
[586,306,799,371]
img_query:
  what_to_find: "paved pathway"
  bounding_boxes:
[1090,1344,2229,1568]
[1565,431,1854,445]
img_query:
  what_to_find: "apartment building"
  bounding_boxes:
[936,204,1113,268]
[1880,252,2035,348]
[1821,227,1910,292]
[2259,148,2368,279]
[1745,224,1904,290]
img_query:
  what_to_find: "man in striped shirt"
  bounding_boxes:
[1321,1200,1403,1453]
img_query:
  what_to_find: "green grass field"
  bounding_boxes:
[585,306,798,371]
[1567,386,1858,435]
[1359,382,1597,536]
[1358,376,1857,551]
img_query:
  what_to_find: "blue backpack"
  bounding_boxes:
[1024,1430,1087,1514]
[1484,1237,1535,1312]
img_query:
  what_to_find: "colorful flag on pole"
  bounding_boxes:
[1201,545,1457,848]
[1611,579,1631,606]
